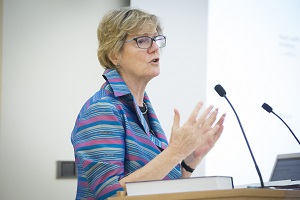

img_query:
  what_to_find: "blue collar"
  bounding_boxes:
[102,68,131,98]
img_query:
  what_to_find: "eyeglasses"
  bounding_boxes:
[125,35,166,49]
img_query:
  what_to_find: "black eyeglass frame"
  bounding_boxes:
[124,35,166,49]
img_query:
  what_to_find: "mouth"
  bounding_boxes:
[151,58,160,63]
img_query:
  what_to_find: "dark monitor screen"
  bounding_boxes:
[270,155,300,181]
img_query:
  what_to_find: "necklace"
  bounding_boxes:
[141,102,148,114]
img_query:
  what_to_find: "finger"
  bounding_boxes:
[213,114,226,139]
[204,108,218,128]
[214,125,224,141]
[172,108,180,130]
[215,113,226,127]
[187,102,203,124]
[196,105,214,128]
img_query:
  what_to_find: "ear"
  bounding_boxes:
[108,51,120,66]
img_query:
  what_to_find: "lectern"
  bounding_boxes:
[108,188,300,200]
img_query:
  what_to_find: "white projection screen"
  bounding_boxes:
[131,0,300,185]
[206,0,300,185]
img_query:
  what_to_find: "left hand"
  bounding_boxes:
[184,110,226,168]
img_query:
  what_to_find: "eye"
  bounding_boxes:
[137,37,151,45]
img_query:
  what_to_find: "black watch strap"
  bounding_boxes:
[181,160,194,173]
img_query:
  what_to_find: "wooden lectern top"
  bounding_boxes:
[108,188,300,200]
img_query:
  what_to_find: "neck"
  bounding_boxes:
[118,70,149,106]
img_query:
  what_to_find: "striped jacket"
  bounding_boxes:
[71,69,181,199]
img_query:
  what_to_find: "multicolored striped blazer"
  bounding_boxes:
[71,69,181,199]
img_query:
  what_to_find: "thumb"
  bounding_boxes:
[172,108,180,130]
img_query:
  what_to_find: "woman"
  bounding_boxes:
[71,7,225,200]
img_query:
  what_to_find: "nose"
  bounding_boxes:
[148,40,159,53]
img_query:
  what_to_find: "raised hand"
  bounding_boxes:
[168,102,225,164]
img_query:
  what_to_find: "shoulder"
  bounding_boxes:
[80,95,124,121]
[72,97,125,140]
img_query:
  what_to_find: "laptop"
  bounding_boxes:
[269,152,300,181]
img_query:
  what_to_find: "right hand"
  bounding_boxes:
[168,102,222,160]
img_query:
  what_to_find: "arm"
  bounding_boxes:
[72,101,126,199]
[118,144,184,189]
[120,102,225,185]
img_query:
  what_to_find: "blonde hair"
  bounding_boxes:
[97,7,163,69]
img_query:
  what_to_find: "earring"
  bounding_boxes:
[116,63,120,68]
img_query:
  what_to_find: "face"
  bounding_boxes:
[117,27,161,83]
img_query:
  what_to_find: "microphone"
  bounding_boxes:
[262,103,300,145]
[214,84,264,188]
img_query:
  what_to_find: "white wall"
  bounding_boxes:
[0,1,129,199]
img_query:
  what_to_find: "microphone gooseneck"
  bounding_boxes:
[214,84,264,188]
[262,103,300,146]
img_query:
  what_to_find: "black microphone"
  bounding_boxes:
[262,103,300,146]
[214,84,264,188]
